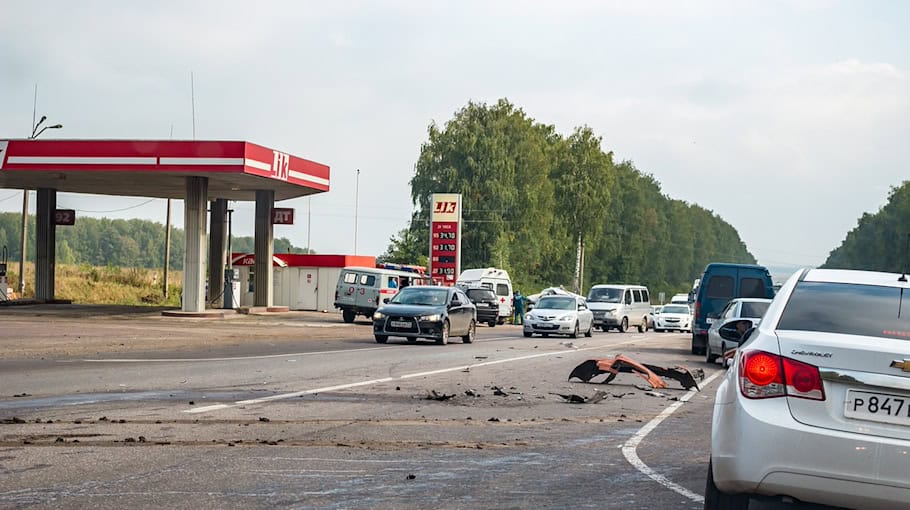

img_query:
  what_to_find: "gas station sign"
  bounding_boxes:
[429,193,462,285]
[271,207,294,225]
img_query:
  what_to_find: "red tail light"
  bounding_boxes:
[739,350,825,401]
[694,301,700,321]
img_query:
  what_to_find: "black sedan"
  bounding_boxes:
[372,286,477,345]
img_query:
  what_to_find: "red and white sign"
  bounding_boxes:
[271,207,294,225]
[429,193,462,284]
[55,209,76,226]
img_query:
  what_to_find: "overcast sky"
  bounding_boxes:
[1,0,907,268]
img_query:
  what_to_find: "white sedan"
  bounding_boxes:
[706,268,910,509]
[652,304,691,332]
[523,295,594,338]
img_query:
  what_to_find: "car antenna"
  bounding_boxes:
[900,233,909,283]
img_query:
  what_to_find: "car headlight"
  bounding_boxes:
[373,312,385,320]
[420,314,441,322]
[607,309,617,315]
[557,314,574,321]
[525,313,533,320]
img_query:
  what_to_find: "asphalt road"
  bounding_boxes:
[0,308,836,509]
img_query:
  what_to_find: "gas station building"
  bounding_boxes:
[0,139,330,313]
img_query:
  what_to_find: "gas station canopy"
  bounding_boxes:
[0,139,329,200]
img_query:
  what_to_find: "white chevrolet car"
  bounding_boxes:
[706,268,910,509]
[652,303,691,333]
[523,295,594,338]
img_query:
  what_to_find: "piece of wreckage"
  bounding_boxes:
[568,354,705,391]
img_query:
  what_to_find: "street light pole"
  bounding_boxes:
[19,86,63,297]
[354,169,360,255]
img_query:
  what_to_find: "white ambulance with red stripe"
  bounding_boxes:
[334,264,431,323]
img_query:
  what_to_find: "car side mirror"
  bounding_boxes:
[718,319,754,344]
[383,298,390,304]
[451,299,462,307]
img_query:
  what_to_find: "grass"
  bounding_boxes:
[4,262,182,306]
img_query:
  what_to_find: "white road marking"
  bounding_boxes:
[621,370,725,503]
[185,338,639,414]
[76,346,392,363]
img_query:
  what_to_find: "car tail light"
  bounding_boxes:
[739,350,825,401]
[783,357,825,400]
[694,301,701,321]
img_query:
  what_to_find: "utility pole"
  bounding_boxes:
[354,169,360,255]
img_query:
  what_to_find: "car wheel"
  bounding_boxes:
[570,322,579,339]
[488,321,496,328]
[705,341,719,364]
[584,323,593,337]
[342,310,356,323]
[637,317,646,333]
[619,317,628,333]
[523,331,533,338]
[374,335,388,344]
[704,459,750,510]
[436,321,449,345]
[462,320,476,343]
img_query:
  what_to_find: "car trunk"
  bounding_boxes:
[778,330,910,442]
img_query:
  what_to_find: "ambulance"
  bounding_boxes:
[456,267,513,323]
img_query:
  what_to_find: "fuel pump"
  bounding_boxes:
[0,246,8,301]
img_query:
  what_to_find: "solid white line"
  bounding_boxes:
[184,338,638,414]
[7,156,157,165]
[288,170,330,186]
[159,157,243,166]
[621,370,725,504]
[244,158,271,171]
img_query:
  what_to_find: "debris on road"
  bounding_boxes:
[426,390,455,401]
[492,386,509,396]
[551,390,608,404]
[568,354,705,390]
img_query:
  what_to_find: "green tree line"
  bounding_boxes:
[822,180,910,272]
[0,212,309,271]
[380,99,757,299]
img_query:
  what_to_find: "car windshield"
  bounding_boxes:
[740,301,770,318]
[537,297,576,310]
[587,288,622,303]
[389,287,448,306]
[776,282,909,339]
[662,305,690,314]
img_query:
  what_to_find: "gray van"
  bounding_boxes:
[586,284,651,333]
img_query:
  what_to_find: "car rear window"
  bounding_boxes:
[706,276,734,299]
[777,282,910,340]
[740,301,770,318]
[467,289,495,301]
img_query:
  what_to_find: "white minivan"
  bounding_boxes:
[456,268,513,323]
[586,284,652,332]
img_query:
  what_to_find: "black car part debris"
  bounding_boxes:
[569,354,705,390]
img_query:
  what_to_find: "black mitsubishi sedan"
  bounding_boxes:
[372,286,477,345]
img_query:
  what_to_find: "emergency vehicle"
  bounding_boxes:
[456,267,513,323]
[334,263,431,323]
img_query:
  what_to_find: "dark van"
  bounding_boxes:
[690,263,774,355]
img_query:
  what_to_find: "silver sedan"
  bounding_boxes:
[523,295,594,338]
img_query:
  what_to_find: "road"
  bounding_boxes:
[0,308,830,509]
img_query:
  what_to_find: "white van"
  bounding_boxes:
[334,266,431,323]
[586,284,652,333]
[456,268,513,322]
[670,293,690,305]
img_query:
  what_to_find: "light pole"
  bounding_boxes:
[19,112,63,296]
[354,169,360,255]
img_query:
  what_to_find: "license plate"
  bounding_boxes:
[390,320,412,328]
[706,318,714,324]
[844,390,910,426]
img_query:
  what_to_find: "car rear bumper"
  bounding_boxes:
[475,309,498,323]
[712,381,910,508]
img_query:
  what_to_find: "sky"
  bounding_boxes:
[1,0,908,268]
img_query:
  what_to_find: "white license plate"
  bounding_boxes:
[706,318,714,324]
[844,390,910,426]
[390,320,412,328]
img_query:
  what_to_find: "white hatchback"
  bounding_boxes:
[706,268,910,509]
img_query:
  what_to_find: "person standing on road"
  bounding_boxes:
[512,290,525,325]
